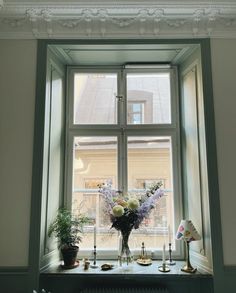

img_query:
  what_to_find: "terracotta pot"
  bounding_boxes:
[61,246,79,267]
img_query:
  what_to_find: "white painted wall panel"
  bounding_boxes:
[211,38,236,265]
[0,40,37,266]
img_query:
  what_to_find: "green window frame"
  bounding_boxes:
[64,65,182,259]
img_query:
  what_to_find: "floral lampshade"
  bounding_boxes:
[176,220,201,242]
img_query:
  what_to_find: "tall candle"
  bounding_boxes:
[162,244,166,264]
[94,225,96,247]
[168,225,171,244]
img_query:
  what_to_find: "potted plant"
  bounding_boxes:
[48,207,89,268]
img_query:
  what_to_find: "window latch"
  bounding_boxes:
[115,95,123,101]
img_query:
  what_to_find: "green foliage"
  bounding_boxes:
[48,208,90,249]
[145,181,163,196]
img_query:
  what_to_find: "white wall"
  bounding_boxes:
[211,38,236,265]
[0,38,235,268]
[0,40,37,266]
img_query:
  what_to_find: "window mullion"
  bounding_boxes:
[117,69,127,195]
[119,130,127,195]
[117,69,126,127]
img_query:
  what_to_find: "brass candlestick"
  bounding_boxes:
[136,242,152,266]
[158,262,170,272]
[158,244,170,272]
[90,245,98,268]
[166,242,176,265]
[140,242,147,259]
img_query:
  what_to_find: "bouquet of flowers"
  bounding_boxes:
[99,181,164,261]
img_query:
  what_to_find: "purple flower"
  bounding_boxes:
[99,183,164,232]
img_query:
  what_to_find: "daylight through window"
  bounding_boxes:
[66,67,181,257]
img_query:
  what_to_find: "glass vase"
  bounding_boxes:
[118,229,133,265]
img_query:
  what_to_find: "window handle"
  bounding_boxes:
[115,95,124,101]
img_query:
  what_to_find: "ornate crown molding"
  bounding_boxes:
[0,1,236,39]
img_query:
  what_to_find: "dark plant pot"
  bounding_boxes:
[61,246,79,267]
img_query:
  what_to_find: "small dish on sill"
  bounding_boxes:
[101,263,114,271]
[136,258,152,266]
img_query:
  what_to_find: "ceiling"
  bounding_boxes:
[3,0,235,2]
[1,1,236,39]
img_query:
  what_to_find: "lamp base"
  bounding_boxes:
[181,240,197,273]
[181,264,197,273]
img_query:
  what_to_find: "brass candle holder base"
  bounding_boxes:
[158,263,170,272]
[181,264,197,273]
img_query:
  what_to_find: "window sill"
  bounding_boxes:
[41,260,212,277]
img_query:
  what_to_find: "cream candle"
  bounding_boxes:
[168,225,171,243]
[93,225,97,247]
[162,244,166,264]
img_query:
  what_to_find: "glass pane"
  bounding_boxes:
[74,73,117,124]
[127,136,175,249]
[127,102,144,124]
[72,136,118,250]
[132,103,141,112]
[127,73,171,124]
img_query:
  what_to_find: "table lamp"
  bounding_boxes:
[176,219,201,273]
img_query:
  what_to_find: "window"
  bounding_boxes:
[66,66,181,258]
[33,41,215,276]
[127,102,144,124]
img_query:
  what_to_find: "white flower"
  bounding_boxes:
[112,205,124,217]
[127,198,140,210]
